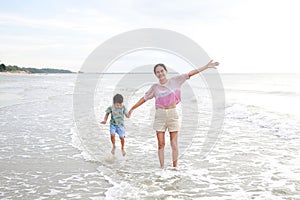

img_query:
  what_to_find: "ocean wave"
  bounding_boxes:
[225,88,300,97]
[225,103,300,141]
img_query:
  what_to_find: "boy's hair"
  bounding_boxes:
[113,94,123,104]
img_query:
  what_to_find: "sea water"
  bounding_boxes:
[0,73,299,199]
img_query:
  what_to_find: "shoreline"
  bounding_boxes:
[0,71,31,75]
[0,71,75,75]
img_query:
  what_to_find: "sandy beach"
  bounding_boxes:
[0,71,30,75]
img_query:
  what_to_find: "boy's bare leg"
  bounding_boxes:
[156,132,165,168]
[120,137,126,156]
[110,134,116,155]
[170,131,178,167]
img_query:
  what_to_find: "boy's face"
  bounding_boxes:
[114,103,122,109]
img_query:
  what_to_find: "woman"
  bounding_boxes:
[128,60,219,168]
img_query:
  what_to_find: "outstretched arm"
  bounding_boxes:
[128,97,146,117]
[188,60,219,78]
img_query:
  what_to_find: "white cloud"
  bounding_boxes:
[0,11,124,35]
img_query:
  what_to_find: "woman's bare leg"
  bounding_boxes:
[156,132,165,168]
[170,131,178,167]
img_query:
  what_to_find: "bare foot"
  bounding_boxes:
[122,149,126,156]
[111,146,116,155]
[173,160,177,168]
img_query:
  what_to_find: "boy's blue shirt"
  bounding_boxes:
[106,105,128,126]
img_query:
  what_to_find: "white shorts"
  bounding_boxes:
[153,108,179,132]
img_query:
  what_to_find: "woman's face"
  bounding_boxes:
[155,66,167,81]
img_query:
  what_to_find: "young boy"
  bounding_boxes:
[101,94,129,156]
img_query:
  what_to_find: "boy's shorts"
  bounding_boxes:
[110,125,125,138]
[153,108,179,132]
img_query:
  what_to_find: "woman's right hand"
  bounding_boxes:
[128,109,133,118]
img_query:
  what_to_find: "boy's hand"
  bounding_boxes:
[100,121,106,124]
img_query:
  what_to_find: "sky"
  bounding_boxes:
[0,0,300,73]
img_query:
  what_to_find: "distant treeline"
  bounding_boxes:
[0,63,73,73]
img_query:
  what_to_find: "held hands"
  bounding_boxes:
[127,109,133,118]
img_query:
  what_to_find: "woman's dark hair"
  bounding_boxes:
[154,63,167,74]
[113,94,123,104]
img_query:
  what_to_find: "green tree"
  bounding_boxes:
[0,64,6,72]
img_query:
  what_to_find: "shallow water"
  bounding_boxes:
[0,73,299,199]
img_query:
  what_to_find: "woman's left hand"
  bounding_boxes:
[206,60,219,69]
